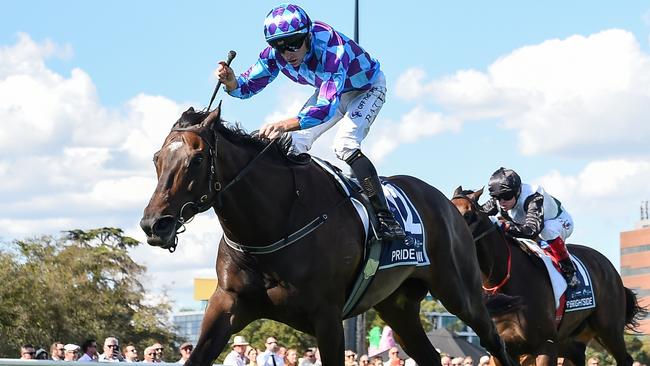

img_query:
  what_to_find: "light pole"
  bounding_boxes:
[354,0,359,43]
[343,0,367,356]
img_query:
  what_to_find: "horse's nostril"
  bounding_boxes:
[140,217,154,236]
[152,216,176,237]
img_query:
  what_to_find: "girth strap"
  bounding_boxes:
[223,214,329,255]
[222,196,350,255]
[341,236,382,318]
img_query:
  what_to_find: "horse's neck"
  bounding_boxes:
[475,222,510,285]
[215,138,295,244]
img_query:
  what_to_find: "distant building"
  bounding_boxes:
[171,278,215,345]
[423,311,480,346]
[172,310,204,345]
[620,201,650,335]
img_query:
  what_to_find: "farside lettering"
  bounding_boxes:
[567,297,593,308]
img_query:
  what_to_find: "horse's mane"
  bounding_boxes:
[174,108,268,151]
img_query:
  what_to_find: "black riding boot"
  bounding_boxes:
[558,257,580,288]
[346,150,406,241]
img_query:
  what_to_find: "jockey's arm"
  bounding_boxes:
[507,193,545,239]
[481,199,498,215]
[220,48,280,99]
[259,118,300,140]
[216,61,238,91]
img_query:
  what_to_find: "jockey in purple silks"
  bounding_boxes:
[216,3,405,241]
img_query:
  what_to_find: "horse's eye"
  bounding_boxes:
[189,155,204,167]
[153,152,160,164]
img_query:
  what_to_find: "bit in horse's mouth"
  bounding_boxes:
[146,232,176,249]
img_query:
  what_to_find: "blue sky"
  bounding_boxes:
[2,1,650,310]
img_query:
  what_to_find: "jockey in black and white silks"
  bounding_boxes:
[482,167,580,288]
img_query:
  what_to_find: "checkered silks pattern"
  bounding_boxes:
[229,21,381,129]
[263,3,311,41]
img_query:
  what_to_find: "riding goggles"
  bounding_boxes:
[269,33,308,53]
[491,191,516,201]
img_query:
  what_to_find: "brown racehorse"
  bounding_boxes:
[139,106,519,366]
[451,187,646,366]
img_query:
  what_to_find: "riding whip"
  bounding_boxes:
[207,50,237,111]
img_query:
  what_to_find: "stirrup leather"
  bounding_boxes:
[563,271,580,288]
[377,212,406,240]
[559,259,580,288]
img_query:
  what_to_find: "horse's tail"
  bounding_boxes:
[624,287,648,332]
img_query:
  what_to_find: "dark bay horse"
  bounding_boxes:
[140,106,519,366]
[450,187,646,366]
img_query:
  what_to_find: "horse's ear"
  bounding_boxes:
[476,186,485,198]
[467,187,485,202]
[453,186,463,197]
[202,101,222,129]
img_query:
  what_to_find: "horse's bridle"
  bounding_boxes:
[452,195,497,242]
[452,194,512,294]
[163,124,276,252]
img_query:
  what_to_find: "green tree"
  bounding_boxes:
[0,228,181,360]
[625,334,650,364]
[420,298,447,332]
[585,334,650,365]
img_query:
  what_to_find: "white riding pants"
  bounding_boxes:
[289,71,386,161]
[539,209,574,241]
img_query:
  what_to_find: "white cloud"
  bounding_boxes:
[394,68,430,101]
[121,94,191,167]
[0,34,189,220]
[367,106,461,162]
[394,29,650,158]
[0,217,76,239]
[87,176,156,209]
[529,159,650,266]
[537,159,650,207]
[0,32,72,78]
[0,33,217,309]
[263,89,311,124]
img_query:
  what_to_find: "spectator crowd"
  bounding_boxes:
[17,337,193,363]
[15,335,643,366]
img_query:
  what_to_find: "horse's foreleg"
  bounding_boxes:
[186,288,247,366]
[313,308,345,366]
[559,341,586,366]
[474,318,520,366]
[534,355,552,366]
[442,291,519,366]
[532,340,558,366]
[374,283,441,366]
